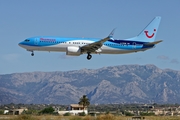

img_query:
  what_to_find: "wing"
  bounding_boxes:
[81,29,116,53]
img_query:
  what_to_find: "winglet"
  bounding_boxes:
[108,28,116,39]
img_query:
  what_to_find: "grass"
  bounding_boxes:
[0,114,180,120]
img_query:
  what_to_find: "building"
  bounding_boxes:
[3,110,9,114]
[58,104,88,115]
[8,107,28,115]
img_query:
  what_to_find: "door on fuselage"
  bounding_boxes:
[34,38,39,45]
[132,42,136,49]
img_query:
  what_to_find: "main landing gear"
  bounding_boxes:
[87,53,92,60]
[31,51,34,56]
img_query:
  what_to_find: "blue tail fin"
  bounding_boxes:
[127,16,161,42]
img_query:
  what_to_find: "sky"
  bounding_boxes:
[0,0,180,74]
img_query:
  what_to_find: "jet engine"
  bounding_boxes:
[66,46,81,56]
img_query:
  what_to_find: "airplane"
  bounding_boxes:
[18,16,162,60]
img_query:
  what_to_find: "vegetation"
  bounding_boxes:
[123,111,134,116]
[1,103,180,120]
[0,114,180,120]
[39,106,54,114]
[22,109,40,115]
[1,103,180,114]
[79,112,86,116]
[78,95,90,111]
[0,110,3,115]
[140,112,155,116]
[63,112,71,116]
[97,114,115,120]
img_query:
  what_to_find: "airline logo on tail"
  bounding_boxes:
[144,29,156,38]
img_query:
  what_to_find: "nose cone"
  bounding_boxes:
[18,41,27,49]
[18,42,23,47]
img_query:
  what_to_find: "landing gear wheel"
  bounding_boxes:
[31,52,34,56]
[87,54,92,60]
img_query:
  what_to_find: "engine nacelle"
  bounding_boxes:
[66,46,81,56]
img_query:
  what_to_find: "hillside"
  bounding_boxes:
[0,64,180,104]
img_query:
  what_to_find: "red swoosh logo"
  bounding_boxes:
[144,29,156,38]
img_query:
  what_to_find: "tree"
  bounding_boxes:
[0,110,3,115]
[39,106,54,114]
[78,95,90,112]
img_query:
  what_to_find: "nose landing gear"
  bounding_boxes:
[31,51,34,56]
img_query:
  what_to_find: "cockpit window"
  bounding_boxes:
[24,39,30,42]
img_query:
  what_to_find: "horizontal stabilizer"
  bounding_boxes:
[144,40,163,46]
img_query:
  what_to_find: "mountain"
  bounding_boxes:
[0,64,180,104]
